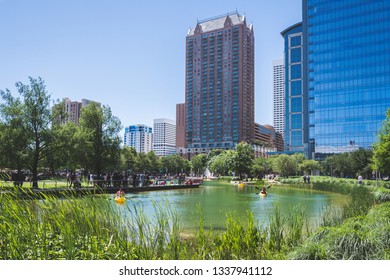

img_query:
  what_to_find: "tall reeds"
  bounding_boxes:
[289,201,390,260]
[1,187,388,260]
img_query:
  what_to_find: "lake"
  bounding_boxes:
[113,180,349,232]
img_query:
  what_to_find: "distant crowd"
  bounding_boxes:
[66,171,191,188]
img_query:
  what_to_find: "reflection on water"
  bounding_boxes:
[114,181,349,231]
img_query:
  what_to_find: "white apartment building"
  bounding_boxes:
[273,59,285,139]
[124,124,153,153]
[153,118,176,156]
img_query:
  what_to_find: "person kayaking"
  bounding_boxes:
[260,186,267,195]
[116,188,125,197]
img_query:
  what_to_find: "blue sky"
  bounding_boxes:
[0,0,301,133]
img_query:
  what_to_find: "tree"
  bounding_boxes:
[206,149,224,162]
[373,109,390,175]
[291,153,305,173]
[120,146,137,172]
[232,142,254,178]
[191,154,208,176]
[0,91,29,173]
[45,122,80,174]
[208,151,234,176]
[146,151,161,174]
[160,154,189,174]
[271,154,297,177]
[349,148,373,178]
[251,156,269,178]
[0,77,55,188]
[77,103,122,175]
[299,159,320,175]
[324,153,352,178]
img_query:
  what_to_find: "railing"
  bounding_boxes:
[0,177,200,189]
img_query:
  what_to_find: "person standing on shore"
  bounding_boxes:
[358,175,363,185]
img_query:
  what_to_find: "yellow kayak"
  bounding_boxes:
[238,183,245,187]
[259,192,267,197]
[114,196,126,203]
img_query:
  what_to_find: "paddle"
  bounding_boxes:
[255,185,271,195]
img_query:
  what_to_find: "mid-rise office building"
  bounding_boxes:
[303,0,390,159]
[254,123,284,153]
[185,11,255,155]
[124,124,153,153]
[153,118,176,156]
[273,59,285,139]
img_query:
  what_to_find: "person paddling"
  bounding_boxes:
[116,188,125,197]
[260,186,267,195]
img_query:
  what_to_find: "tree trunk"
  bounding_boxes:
[32,140,40,188]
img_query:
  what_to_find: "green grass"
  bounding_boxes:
[277,175,390,202]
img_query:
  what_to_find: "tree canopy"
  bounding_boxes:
[0,77,55,187]
[373,108,390,175]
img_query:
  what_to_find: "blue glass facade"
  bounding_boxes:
[281,23,308,154]
[303,0,390,158]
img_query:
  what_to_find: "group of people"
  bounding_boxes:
[88,172,130,188]
[84,172,191,188]
[303,175,311,184]
[66,172,81,188]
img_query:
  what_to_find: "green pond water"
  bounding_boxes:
[113,180,349,232]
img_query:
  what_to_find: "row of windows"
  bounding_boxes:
[308,2,389,25]
[313,107,388,122]
[309,38,390,55]
[310,77,390,91]
[311,59,390,73]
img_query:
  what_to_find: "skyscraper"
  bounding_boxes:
[303,0,390,159]
[123,124,153,153]
[176,103,186,149]
[273,59,285,139]
[281,22,307,154]
[185,11,255,155]
[153,118,176,156]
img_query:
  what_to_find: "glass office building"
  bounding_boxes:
[303,0,390,159]
[281,22,308,155]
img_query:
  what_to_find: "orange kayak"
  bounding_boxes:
[114,196,126,203]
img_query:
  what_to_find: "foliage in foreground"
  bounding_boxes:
[0,193,308,260]
[0,185,388,260]
[289,202,390,260]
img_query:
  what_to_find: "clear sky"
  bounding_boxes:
[0,0,302,134]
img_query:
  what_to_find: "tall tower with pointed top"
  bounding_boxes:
[185,12,254,155]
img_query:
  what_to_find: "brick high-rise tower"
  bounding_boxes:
[185,12,254,154]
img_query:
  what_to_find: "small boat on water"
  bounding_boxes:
[238,182,245,187]
[259,192,267,197]
[114,195,126,203]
